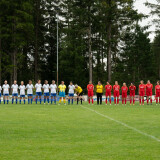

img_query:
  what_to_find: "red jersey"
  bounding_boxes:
[113,85,120,92]
[146,84,153,92]
[139,84,146,92]
[105,85,112,92]
[121,86,128,93]
[129,86,136,92]
[155,85,160,93]
[87,84,94,92]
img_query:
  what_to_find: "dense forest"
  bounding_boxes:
[0,0,160,92]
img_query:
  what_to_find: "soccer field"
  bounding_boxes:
[0,103,160,160]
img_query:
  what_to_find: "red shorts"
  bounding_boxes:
[88,91,93,97]
[156,92,160,97]
[106,91,111,97]
[114,91,119,97]
[139,91,145,96]
[146,91,152,96]
[130,92,135,97]
[122,92,127,98]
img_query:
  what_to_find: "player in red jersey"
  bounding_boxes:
[105,82,112,105]
[139,80,146,105]
[87,81,94,104]
[146,80,153,105]
[113,81,120,105]
[155,81,160,105]
[129,83,136,105]
[121,83,128,105]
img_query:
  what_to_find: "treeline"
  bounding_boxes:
[0,0,160,91]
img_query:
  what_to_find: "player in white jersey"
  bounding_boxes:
[43,80,50,104]
[35,80,42,104]
[19,81,26,104]
[11,80,19,104]
[68,81,75,105]
[50,80,57,104]
[0,85,2,104]
[2,80,10,104]
[26,80,34,104]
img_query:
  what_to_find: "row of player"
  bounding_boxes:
[0,80,160,105]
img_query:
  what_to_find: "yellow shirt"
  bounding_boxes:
[75,86,83,94]
[58,84,66,92]
[96,85,103,93]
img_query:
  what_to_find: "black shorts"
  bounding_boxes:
[78,92,83,96]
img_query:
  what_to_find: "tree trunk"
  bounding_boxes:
[34,0,39,81]
[107,23,112,82]
[0,29,1,85]
[88,22,92,82]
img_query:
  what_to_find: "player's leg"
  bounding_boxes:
[51,96,53,104]
[97,93,99,105]
[63,92,66,104]
[77,96,79,104]
[91,96,94,104]
[44,95,46,104]
[105,93,108,104]
[142,96,144,105]
[36,94,38,104]
[0,94,1,104]
[47,95,49,104]
[117,92,119,105]
[80,95,82,104]
[147,95,149,105]
[100,93,102,105]
[20,96,22,104]
[23,96,25,104]
[150,92,152,104]
[54,96,56,104]
[3,95,5,104]
[15,95,18,104]
[109,95,111,105]
[68,94,71,105]
[12,95,14,104]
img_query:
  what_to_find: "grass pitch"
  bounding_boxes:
[0,102,160,160]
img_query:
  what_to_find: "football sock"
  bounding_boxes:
[59,99,61,104]
[159,98,160,103]
[68,99,70,104]
[117,99,119,104]
[63,99,65,104]
[133,99,135,104]
[77,98,79,104]
[110,99,111,104]
[156,98,158,103]
[147,99,149,104]
[36,99,37,104]
[31,98,33,104]
[130,99,132,104]
[47,98,49,103]
[28,99,30,104]
[125,99,127,104]
[142,99,144,104]
[92,99,93,104]
[72,99,73,104]
[20,100,21,104]
[0,99,1,104]
[89,99,90,104]
[4,100,5,104]
[150,99,152,104]
[16,99,17,104]
[44,99,46,103]
[114,99,116,104]
[12,99,14,104]
[54,99,56,104]
[81,98,82,104]
[7,100,9,104]
[106,98,107,104]
[139,99,141,104]
[40,99,41,104]
[24,100,25,104]
[122,99,124,104]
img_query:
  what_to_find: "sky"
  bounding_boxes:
[134,0,158,42]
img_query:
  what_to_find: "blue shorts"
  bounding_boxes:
[69,93,74,97]
[36,92,42,96]
[59,91,65,97]
[44,92,50,96]
[12,93,18,97]
[3,94,9,96]
[51,93,56,97]
[28,94,33,97]
[20,95,25,98]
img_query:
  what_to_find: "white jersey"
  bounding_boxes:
[2,84,10,94]
[26,84,34,94]
[50,84,57,93]
[35,83,42,92]
[11,84,18,94]
[19,85,26,95]
[43,84,50,93]
[0,86,2,93]
[68,85,75,94]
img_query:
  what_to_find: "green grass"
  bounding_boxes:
[0,102,160,160]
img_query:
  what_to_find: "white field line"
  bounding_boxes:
[80,105,160,142]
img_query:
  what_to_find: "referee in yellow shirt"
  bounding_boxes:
[96,81,103,105]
